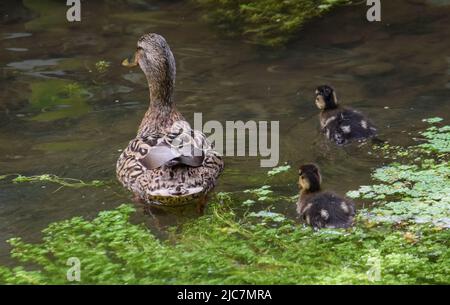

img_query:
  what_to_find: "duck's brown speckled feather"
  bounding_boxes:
[116,127,223,204]
[116,33,223,205]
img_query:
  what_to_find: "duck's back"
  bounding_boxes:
[298,191,355,229]
[116,118,224,205]
[321,107,376,145]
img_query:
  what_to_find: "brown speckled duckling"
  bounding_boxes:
[315,85,377,145]
[297,164,355,229]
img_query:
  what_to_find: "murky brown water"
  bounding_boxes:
[0,0,449,265]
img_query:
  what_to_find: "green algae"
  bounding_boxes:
[23,0,69,32]
[0,174,106,189]
[193,0,352,47]
[27,79,91,122]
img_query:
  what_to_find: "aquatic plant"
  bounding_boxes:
[23,0,70,32]
[244,185,273,202]
[348,118,450,228]
[193,0,353,47]
[95,61,111,74]
[0,202,448,284]
[28,79,91,122]
[0,174,106,189]
[347,161,450,228]
[373,118,450,158]
[0,118,448,284]
[267,164,291,177]
[418,124,450,154]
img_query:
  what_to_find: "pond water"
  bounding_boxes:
[0,0,449,265]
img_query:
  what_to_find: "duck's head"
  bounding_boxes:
[315,85,338,110]
[298,164,322,192]
[123,33,176,102]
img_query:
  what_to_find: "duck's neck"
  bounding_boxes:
[148,75,174,112]
[323,104,339,112]
[301,186,321,197]
[137,78,183,138]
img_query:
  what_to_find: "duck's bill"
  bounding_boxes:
[122,52,138,67]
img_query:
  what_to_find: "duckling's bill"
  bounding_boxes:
[122,52,138,67]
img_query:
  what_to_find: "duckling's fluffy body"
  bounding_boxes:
[315,85,377,145]
[297,164,355,229]
[297,191,355,229]
[116,34,223,206]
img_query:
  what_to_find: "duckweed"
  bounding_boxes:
[349,118,450,228]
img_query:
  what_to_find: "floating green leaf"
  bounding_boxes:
[267,164,291,177]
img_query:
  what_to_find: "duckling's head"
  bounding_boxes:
[123,33,176,101]
[315,85,338,110]
[298,164,322,192]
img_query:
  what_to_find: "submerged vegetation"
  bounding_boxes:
[28,79,91,122]
[0,174,106,189]
[0,119,448,284]
[193,0,353,46]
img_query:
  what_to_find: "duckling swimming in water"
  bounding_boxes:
[297,164,355,229]
[315,85,377,145]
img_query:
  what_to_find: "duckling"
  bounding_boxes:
[116,33,224,212]
[296,164,355,229]
[315,85,377,145]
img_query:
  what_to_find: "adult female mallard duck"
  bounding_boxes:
[116,33,224,212]
[315,85,377,145]
[297,164,355,229]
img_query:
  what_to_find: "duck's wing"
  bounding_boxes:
[117,119,223,200]
[139,143,181,169]
[140,120,208,170]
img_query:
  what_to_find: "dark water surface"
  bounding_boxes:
[0,0,449,265]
